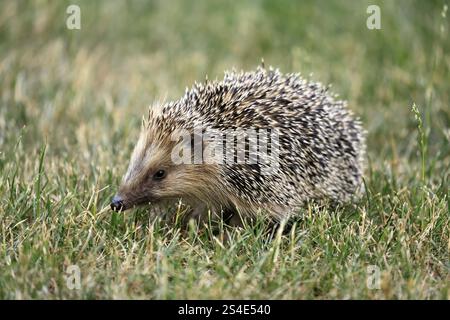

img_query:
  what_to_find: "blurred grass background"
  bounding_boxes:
[0,0,448,299]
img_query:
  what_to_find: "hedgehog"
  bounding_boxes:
[110,66,365,226]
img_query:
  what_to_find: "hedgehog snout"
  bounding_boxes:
[110,195,125,212]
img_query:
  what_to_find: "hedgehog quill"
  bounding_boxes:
[111,67,366,225]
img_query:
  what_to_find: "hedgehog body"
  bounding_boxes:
[112,67,365,222]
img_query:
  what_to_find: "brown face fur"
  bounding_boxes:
[113,123,223,211]
[115,127,175,210]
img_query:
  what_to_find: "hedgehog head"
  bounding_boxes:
[110,105,220,212]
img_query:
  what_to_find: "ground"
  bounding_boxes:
[0,0,448,299]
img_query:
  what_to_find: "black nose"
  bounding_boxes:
[110,195,124,211]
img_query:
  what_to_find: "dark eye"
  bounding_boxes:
[153,169,166,180]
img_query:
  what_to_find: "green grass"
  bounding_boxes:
[0,0,449,299]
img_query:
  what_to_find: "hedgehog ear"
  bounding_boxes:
[191,131,204,164]
[201,129,224,165]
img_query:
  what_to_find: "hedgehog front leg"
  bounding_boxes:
[189,202,209,223]
[182,201,238,228]
[180,201,209,228]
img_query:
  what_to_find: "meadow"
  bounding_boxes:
[0,0,448,299]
